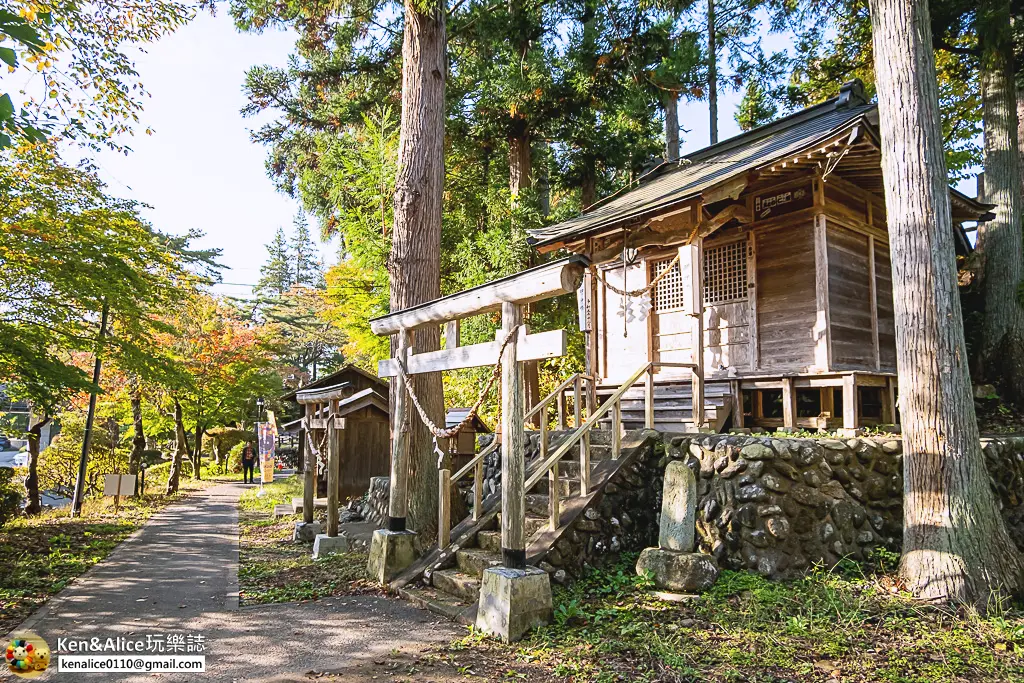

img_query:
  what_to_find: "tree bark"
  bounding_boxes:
[25,410,50,515]
[129,390,145,494]
[581,171,597,210]
[192,428,203,480]
[390,0,447,539]
[868,0,1024,606]
[663,90,680,161]
[166,398,186,495]
[707,0,718,145]
[976,0,1024,406]
[509,126,531,202]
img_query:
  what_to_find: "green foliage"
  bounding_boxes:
[499,556,1024,681]
[1,0,192,150]
[37,410,129,499]
[0,144,217,412]
[0,467,23,526]
[735,80,779,131]
[256,226,293,297]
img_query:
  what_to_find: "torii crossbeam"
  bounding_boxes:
[366,256,587,584]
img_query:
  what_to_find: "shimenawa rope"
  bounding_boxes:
[396,323,523,440]
[593,250,681,297]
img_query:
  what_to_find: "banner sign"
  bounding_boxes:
[257,413,278,483]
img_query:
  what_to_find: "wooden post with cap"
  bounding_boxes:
[500,302,526,569]
[387,329,412,531]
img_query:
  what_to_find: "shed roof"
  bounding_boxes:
[284,387,389,432]
[527,82,992,250]
[445,408,490,433]
[279,364,386,403]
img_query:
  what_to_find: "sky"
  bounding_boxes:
[49,14,810,298]
[74,12,323,300]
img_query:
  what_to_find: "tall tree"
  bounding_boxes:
[290,212,321,287]
[390,0,447,537]
[975,0,1024,403]
[868,0,1023,605]
[257,227,293,296]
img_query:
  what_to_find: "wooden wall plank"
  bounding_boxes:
[827,223,874,370]
[758,219,818,371]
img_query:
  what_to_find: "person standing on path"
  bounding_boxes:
[241,444,257,484]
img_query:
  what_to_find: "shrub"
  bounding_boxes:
[0,468,23,526]
[38,411,128,499]
[227,442,247,474]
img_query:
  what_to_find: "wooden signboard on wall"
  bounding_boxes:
[753,182,814,221]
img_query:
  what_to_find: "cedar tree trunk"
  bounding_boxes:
[166,398,186,495]
[664,90,680,161]
[707,0,718,145]
[977,0,1024,406]
[390,0,447,539]
[129,390,145,491]
[868,0,1024,605]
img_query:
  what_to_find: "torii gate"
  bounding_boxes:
[365,256,587,626]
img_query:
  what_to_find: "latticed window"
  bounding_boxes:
[703,240,748,305]
[652,257,685,312]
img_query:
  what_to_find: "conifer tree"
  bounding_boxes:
[257,227,293,296]
[290,212,321,288]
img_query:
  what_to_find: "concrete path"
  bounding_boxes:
[7,482,461,682]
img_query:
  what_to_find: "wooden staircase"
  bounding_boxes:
[596,381,733,433]
[398,429,626,625]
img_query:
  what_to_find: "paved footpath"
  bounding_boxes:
[6,482,460,682]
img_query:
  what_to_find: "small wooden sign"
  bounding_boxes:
[103,474,136,497]
[753,183,814,220]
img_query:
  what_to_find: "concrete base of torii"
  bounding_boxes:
[367,529,418,585]
[475,566,552,643]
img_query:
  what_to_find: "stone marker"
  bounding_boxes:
[312,533,350,559]
[367,529,418,585]
[475,566,552,643]
[293,520,322,543]
[637,458,719,592]
[659,460,697,552]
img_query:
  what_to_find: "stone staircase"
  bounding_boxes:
[595,381,733,432]
[397,429,622,625]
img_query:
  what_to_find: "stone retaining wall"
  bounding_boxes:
[356,475,389,528]
[661,433,1024,578]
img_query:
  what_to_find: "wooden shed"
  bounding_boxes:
[285,365,391,500]
[528,80,994,433]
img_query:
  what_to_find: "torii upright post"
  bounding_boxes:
[368,328,418,584]
[475,301,553,643]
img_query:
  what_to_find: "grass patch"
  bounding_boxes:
[448,554,1024,682]
[0,492,193,634]
[237,475,377,606]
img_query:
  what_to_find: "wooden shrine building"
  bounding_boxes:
[527,80,993,432]
[284,365,391,503]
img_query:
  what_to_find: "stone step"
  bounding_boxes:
[528,475,578,497]
[495,514,551,541]
[524,493,550,516]
[397,585,477,626]
[456,547,502,577]
[432,568,481,603]
[477,530,501,553]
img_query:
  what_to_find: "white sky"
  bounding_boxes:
[30,12,974,295]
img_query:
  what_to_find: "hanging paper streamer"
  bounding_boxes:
[633,293,653,321]
[433,436,447,469]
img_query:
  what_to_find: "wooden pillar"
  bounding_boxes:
[821,386,835,427]
[868,235,880,370]
[438,468,451,548]
[587,267,599,418]
[730,379,744,428]
[645,368,655,429]
[842,374,859,430]
[681,241,705,428]
[387,329,411,531]
[882,377,897,424]
[781,377,796,431]
[500,302,526,569]
[302,405,314,525]
[445,319,460,349]
[326,402,341,537]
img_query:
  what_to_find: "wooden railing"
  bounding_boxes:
[437,437,499,548]
[523,361,698,534]
[436,361,702,548]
